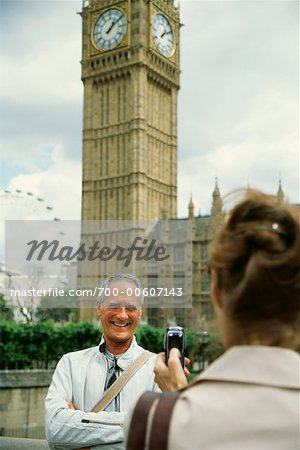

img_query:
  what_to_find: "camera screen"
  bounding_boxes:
[168,333,183,350]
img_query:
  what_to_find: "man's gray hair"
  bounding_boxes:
[98,273,144,305]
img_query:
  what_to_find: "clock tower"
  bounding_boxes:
[80,0,180,221]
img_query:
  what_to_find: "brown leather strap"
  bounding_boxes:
[148,391,180,450]
[126,391,160,450]
[126,391,181,450]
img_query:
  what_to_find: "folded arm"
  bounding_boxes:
[45,355,125,449]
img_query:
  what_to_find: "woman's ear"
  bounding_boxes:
[210,269,223,310]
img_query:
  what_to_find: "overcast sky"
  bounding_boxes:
[0,0,299,231]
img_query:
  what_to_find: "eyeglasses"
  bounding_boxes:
[102,302,139,312]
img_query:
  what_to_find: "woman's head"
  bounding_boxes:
[208,189,300,348]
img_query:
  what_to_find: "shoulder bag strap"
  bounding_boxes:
[126,391,161,450]
[91,350,153,413]
[126,390,181,450]
[148,391,181,450]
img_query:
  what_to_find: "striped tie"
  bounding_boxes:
[106,357,118,389]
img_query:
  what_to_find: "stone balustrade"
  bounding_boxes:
[0,437,50,449]
[0,437,125,449]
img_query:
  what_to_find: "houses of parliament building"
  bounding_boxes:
[78,0,288,331]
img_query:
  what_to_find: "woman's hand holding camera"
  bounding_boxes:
[154,348,190,391]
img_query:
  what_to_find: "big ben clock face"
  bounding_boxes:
[152,13,174,57]
[93,8,127,51]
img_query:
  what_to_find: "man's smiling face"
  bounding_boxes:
[97,279,142,354]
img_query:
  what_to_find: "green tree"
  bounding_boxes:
[206,332,224,363]
[135,324,164,353]
[0,293,14,321]
[35,295,78,322]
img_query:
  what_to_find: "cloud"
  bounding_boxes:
[0,0,82,104]
[0,144,81,262]
[0,35,82,107]
[177,83,298,216]
[1,0,299,225]
[0,0,83,172]
[1,145,81,229]
[177,0,299,216]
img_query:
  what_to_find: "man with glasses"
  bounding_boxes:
[45,273,159,450]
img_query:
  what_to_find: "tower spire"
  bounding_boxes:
[188,193,194,219]
[277,178,284,203]
[211,178,222,217]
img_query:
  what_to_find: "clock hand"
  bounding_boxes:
[106,21,115,34]
[106,15,123,34]
[160,30,172,38]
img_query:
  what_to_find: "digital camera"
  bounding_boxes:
[164,326,185,368]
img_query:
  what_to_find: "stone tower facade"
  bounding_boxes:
[80,0,180,221]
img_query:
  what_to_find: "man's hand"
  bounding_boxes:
[67,401,76,410]
[154,348,190,391]
[67,402,91,449]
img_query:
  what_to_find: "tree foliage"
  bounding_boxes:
[0,321,101,370]
[0,293,14,321]
[205,331,224,363]
[34,295,78,322]
[0,321,223,370]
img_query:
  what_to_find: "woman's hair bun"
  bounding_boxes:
[208,189,300,338]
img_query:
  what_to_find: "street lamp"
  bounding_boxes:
[199,330,209,371]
